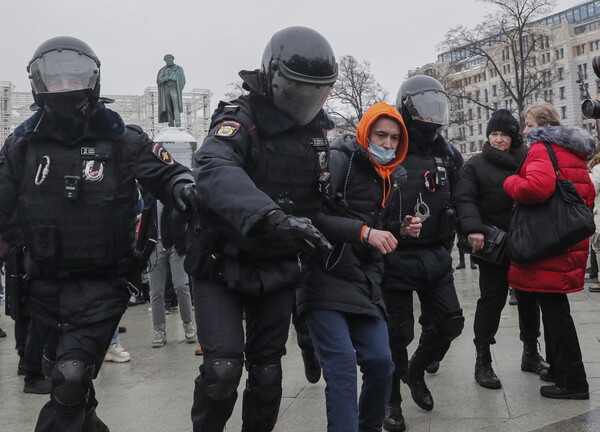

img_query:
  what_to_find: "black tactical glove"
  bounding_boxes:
[265,210,333,255]
[173,182,201,216]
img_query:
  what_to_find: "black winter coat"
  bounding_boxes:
[297,135,403,318]
[455,142,528,234]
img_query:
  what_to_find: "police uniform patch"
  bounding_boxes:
[215,121,241,137]
[152,143,174,165]
[83,160,105,182]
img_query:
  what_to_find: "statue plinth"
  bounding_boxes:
[155,127,197,168]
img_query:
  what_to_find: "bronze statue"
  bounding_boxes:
[157,54,186,127]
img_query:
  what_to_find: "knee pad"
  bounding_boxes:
[50,359,93,407]
[247,362,282,402]
[388,318,414,353]
[203,357,243,401]
[436,311,465,341]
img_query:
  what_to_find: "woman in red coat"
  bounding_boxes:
[503,102,595,400]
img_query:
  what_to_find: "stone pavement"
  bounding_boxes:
[1,251,600,431]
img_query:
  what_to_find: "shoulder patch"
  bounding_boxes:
[151,143,174,165]
[215,121,241,138]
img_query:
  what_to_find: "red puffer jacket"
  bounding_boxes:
[503,126,595,294]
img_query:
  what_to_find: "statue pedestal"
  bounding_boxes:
[155,127,197,168]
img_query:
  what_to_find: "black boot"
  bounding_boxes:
[470,257,478,269]
[383,376,406,432]
[521,341,550,375]
[425,360,440,374]
[474,343,501,389]
[301,350,321,384]
[456,261,466,270]
[402,353,433,411]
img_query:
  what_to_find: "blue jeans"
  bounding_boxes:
[306,310,394,432]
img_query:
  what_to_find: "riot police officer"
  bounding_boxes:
[188,26,335,432]
[381,75,465,432]
[0,36,197,432]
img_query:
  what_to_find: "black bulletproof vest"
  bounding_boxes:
[398,153,453,246]
[211,101,327,256]
[19,137,137,270]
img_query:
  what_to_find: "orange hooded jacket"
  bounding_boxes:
[355,102,409,208]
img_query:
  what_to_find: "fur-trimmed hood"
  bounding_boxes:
[528,125,595,161]
[13,102,126,141]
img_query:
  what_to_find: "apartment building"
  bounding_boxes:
[411,0,600,156]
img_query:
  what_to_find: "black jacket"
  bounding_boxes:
[0,102,193,272]
[455,142,528,235]
[138,195,188,255]
[297,135,403,318]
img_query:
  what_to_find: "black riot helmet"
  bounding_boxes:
[27,36,101,109]
[260,26,338,126]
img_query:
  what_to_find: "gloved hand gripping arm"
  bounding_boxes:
[264,210,333,256]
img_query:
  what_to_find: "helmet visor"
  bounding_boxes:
[29,50,99,94]
[272,72,332,126]
[405,91,449,126]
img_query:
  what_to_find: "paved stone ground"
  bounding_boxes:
[1,250,600,431]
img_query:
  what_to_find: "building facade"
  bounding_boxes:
[0,83,211,146]
[411,0,600,157]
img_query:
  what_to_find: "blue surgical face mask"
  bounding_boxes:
[368,141,396,165]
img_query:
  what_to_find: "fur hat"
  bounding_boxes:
[486,109,522,148]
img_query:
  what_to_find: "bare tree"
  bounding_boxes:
[440,0,557,118]
[224,81,247,101]
[326,55,388,133]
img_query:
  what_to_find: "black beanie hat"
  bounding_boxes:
[486,109,522,149]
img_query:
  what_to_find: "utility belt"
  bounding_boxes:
[25,256,132,280]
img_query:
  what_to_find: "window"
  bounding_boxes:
[469,125,474,136]
[561,106,567,119]
[555,47,564,59]
[576,44,586,56]
[492,85,497,97]
[477,107,481,118]
[544,89,553,103]
[478,123,483,134]
[580,83,589,100]
[578,63,588,80]
[468,108,473,120]
[558,67,564,81]
[560,86,566,99]
[484,88,489,102]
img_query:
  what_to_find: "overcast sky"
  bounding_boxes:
[0,0,582,110]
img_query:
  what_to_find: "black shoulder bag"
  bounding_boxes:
[457,224,507,265]
[507,143,595,264]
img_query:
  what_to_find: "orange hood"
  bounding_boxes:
[356,102,408,206]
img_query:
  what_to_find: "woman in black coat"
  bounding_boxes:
[455,109,547,389]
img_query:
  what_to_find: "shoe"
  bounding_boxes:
[127,296,146,306]
[118,326,126,333]
[586,276,598,284]
[540,385,589,400]
[301,350,321,384]
[521,341,550,375]
[470,262,478,269]
[455,262,466,270]
[383,401,406,432]
[425,360,440,374]
[508,289,518,305]
[588,285,600,292]
[183,321,197,343]
[151,330,167,348]
[0,327,6,338]
[539,368,555,382]
[24,378,52,394]
[104,342,131,363]
[402,357,434,411]
[195,345,204,356]
[474,343,501,389]
[165,304,178,315]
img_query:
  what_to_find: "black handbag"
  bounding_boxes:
[507,143,595,264]
[457,223,507,265]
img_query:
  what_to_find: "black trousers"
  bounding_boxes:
[535,292,587,389]
[191,279,294,432]
[473,260,540,345]
[383,278,461,379]
[26,276,129,432]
